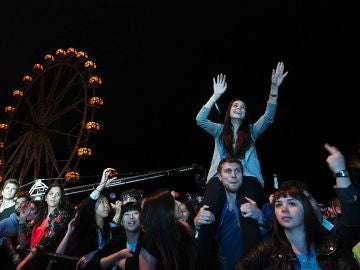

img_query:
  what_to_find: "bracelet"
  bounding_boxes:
[334,169,349,177]
[269,93,278,98]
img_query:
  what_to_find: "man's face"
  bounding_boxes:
[2,183,18,200]
[219,162,243,193]
[15,197,28,215]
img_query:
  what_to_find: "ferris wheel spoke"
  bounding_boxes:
[23,91,41,125]
[45,73,83,116]
[42,132,62,176]
[42,98,85,127]
[4,138,28,168]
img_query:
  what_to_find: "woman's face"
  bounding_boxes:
[27,202,39,220]
[229,100,246,119]
[95,197,110,218]
[45,186,62,208]
[274,195,304,230]
[174,199,184,220]
[180,203,191,221]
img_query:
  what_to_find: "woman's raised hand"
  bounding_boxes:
[213,73,227,98]
[271,62,288,88]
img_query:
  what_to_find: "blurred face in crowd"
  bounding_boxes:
[180,203,191,222]
[27,202,39,221]
[45,186,62,208]
[122,194,137,205]
[95,197,110,219]
[2,183,18,200]
[274,195,305,231]
[15,197,28,216]
[174,199,184,220]
[121,210,141,232]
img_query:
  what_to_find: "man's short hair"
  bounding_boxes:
[15,191,32,202]
[217,157,243,175]
[120,188,144,203]
[1,178,20,192]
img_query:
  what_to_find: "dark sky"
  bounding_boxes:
[1,0,359,202]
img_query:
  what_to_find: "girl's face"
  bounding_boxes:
[45,186,62,208]
[229,100,246,119]
[274,195,304,230]
[95,197,110,218]
[121,210,141,232]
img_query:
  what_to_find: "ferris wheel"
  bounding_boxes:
[0,48,104,186]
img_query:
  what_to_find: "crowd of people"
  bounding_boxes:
[1,62,359,269]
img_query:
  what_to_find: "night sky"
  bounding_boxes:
[1,0,359,203]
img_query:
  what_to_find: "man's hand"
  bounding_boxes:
[194,205,215,227]
[240,197,264,223]
[324,143,351,188]
[324,143,346,173]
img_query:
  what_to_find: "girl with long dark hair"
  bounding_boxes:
[138,188,198,270]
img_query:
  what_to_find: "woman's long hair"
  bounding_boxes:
[73,194,112,252]
[141,188,198,270]
[33,183,68,226]
[221,98,252,158]
[271,185,325,254]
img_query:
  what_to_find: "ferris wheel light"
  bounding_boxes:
[22,76,32,83]
[5,106,15,113]
[89,97,104,108]
[77,147,92,158]
[44,54,55,62]
[84,60,97,70]
[56,48,67,56]
[12,90,24,98]
[86,121,100,132]
[89,76,102,86]
[65,171,80,182]
[0,123,8,130]
[66,47,77,56]
[33,63,44,71]
[76,51,89,60]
